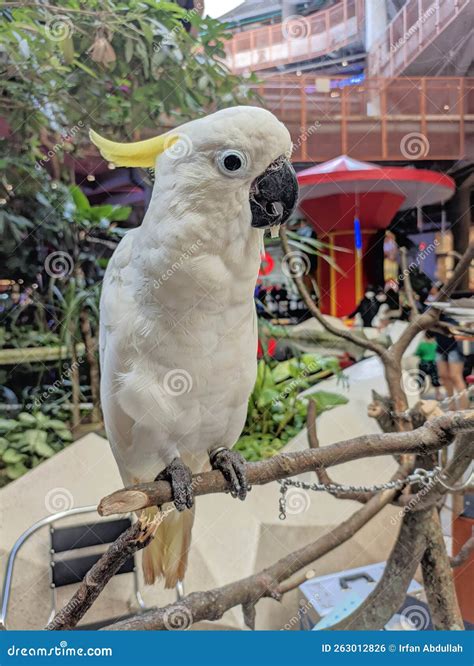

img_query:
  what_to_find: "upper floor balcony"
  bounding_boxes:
[368,0,473,77]
[253,74,473,162]
[224,0,365,73]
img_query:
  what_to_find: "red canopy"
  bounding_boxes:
[297,155,455,233]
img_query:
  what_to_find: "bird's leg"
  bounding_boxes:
[154,458,194,512]
[209,447,249,501]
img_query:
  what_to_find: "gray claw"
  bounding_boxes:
[155,457,194,511]
[210,448,249,501]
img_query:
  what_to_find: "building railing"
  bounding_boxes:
[225,0,365,73]
[253,75,473,161]
[368,0,471,77]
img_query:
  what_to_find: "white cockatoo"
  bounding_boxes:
[91,106,298,588]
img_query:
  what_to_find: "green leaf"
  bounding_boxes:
[70,185,90,212]
[271,360,292,383]
[34,440,55,458]
[0,437,9,454]
[18,412,37,425]
[55,429,73,442]
[24,429,48,449]
[6,462,28,480]
[45,419,68,431]
[306,390,349,412]
[0,419,19,434]
[125,37,134,63]
[2,448,24,464]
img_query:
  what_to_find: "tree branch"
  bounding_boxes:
[280,228,388,357]
[46,517,158,631]
[98,412,474,516]
[102,485,400,630]
[391,242,474,363]
[329,508,433,630]
[399,246,418,321]
[420,510,464,630]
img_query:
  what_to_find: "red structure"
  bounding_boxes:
[297,156,455,316]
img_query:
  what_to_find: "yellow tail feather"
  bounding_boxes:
[142,504,195,588]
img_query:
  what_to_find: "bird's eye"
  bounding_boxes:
[216,150,248,177]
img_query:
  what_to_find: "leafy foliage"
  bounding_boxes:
[236,355,347,461]
[0,1,256,147]
[0,412,73,487]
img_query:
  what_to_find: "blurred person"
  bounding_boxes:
[347,286,380,327]
[415,331,442,400]
[427,283,468,409]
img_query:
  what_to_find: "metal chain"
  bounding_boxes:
[391,385,474,421]
[278,467,440,520]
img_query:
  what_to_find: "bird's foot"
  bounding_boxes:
[210,447,249,501]
[154,458,194,512]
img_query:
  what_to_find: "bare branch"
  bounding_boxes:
[280,228,387,357]
[46,519,157,631]
[329,508,433,630]
[421,510,464,630]
[98,412,474,516]
[103,485,400,630]
[399,246,418,321]
[391,242,474,362]
[307,399,376,503]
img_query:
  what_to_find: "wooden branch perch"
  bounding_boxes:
[399,246,418,321]
[421,510,464,630]
[46,518,157,631]
[98,411,474,516]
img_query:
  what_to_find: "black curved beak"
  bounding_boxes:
[249,155,299,229]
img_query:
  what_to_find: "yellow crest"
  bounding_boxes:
[89,129,179,168]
